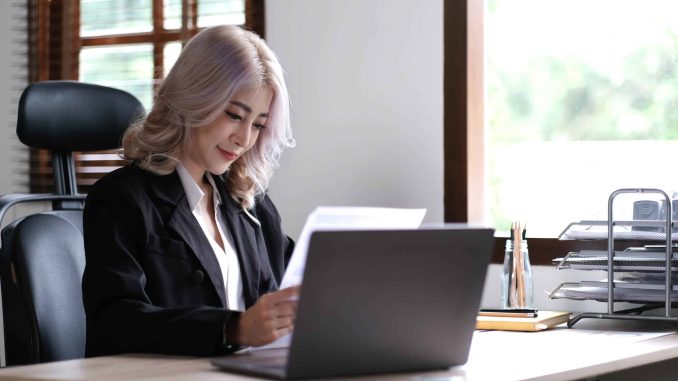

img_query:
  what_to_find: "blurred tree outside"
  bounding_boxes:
[486,0,678,236]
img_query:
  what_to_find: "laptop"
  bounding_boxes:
[212,226,494,379]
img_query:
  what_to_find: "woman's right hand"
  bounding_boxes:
[228,286,300,347]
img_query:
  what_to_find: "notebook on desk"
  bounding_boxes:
[211,226,495,380]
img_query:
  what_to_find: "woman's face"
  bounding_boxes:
[182,86,273,181]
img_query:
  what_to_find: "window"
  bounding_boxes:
[28,0,264,193]
[485,0,678,238]
[444,0,674,263]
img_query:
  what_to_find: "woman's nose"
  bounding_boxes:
[232,123,251,147]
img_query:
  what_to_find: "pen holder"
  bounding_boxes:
[501,238,534,309]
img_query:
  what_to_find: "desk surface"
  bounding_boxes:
[1,323,677,381]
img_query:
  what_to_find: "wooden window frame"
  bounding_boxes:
[28,0,264,194]
[444,0,640,265]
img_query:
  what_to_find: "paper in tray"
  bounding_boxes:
[550,281,678,303]
[553,251,678,272]
[559,221,678,241]
[580,279,678,290]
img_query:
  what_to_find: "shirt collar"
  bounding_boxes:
[204,172,223,205]
[175,163,260,227]
[176,163,222,212]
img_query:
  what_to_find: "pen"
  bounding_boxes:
[479,308,538,318]
[480,308,537,313]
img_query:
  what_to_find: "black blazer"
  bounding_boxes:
[82,164,293,357]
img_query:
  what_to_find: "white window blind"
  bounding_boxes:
[6,1,29,194]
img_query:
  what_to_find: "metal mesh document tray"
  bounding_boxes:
[559,220,678,241]
[553,250,678,272]
[551,281,678,304]
[551,188,678,327]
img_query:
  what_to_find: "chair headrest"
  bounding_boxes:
[17,81,144,152]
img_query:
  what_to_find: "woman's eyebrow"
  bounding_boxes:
[230,100,269,117]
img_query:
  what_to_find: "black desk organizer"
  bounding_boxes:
[550,188,678,327]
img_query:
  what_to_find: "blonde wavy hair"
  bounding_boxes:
[122,25,294,209]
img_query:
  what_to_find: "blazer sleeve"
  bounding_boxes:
[82,177,236,357]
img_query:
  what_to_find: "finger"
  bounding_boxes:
[274,286,301,301]
[274,302,298,318]
[260,289,294,308]
[275,298,298,308]
[275,325,294,338]
[275,317,294,329]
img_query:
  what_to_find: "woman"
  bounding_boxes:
[82,25,298,357]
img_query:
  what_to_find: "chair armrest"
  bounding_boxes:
[0,194,86,227]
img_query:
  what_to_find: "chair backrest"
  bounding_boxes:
[0,81,143,366]
[17,80,143,195]
[10,213,86,362]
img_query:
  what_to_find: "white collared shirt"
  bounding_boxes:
[176,163,245,311]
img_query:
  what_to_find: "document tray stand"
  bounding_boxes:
[551,188,678,327]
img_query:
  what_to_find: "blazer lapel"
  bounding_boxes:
[147,170,228,308]
[211,174,261,308]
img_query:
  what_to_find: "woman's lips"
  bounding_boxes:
[218,148,238,161]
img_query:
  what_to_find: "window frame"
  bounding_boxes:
[28,0,263,194]
[444,0,644,265]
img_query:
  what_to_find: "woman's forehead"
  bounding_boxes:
[229,86,273,110]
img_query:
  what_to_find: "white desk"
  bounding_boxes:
[0,323,677,381]
[462,327,678,380]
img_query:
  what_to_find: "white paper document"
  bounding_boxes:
[250,207,426,352]
[279,206,427,289]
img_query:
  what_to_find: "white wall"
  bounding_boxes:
[265,0,444,239]
[264,1,620,315]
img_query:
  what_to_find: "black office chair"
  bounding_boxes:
[0,81,143,366]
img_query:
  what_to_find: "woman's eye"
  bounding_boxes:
[253,123,266,130]
[226,111,242,121]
